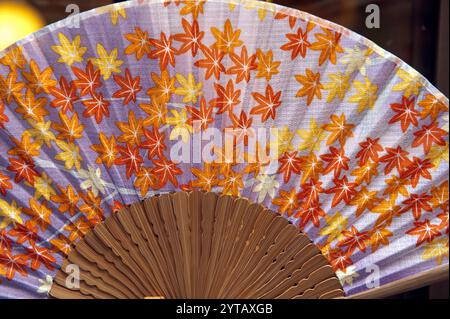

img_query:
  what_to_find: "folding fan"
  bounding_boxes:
[0,0,448,299]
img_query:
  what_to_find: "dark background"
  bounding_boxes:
[14,0,450,298]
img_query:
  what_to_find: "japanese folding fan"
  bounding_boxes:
[0,0,448,299]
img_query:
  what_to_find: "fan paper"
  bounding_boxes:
[0,0,448,298]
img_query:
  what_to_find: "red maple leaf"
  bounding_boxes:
[0,230,12,251]
[0,171,12,196]
[173,18,204,56]
[230,111,253,145]
[412,122,447,154]
[320,146,349,178]
[250,84,282,122]
[152,157,182,188]
[379,146,412,175]
[388,96,419,132]
[338,225,370,254]
[186,97,214,130]
[8,221,39,245]
[400,157,433,188]
[24,244,56,271]
[277,151,302,183]
[401,193,432,220]
[0,251,28,280]
[49,76,79,113]
[326,175,357,208]
[82,92,110,124]
[329,249,353,273]
[280,26,311,59]
[112,68,142,105]
[356,137,383,165]
[295,201,325,228]
[209,80,241,115]
[149,32,176,70]
[226,46,257,83]
[141,127,166,160]
[72,61,102,96]
[297,179,324,207]
[194,45,225,80]
[7,157,39,184]
[115,143,143,179]
[406,219,441,246]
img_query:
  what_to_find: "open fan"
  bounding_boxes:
[0,0,448,299]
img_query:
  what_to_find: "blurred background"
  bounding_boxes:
[0,0,448,298]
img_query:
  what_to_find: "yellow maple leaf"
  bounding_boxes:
[296,118,327,153]
[166,109,192,143]
[324,72,351,102]
[319,212,348,243]
[426,142,449,169]
[90,44,123,80]
[34,172,56,201]
[27,120,56,147]
[51,33,87,66]
[55,140,82,170]
[422,238,449,265]
[348,77,378,113]
[0,199,22,229]
[174,73,203,103]
[392,68,422,97]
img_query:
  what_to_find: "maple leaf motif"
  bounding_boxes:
[52,111,84,142]
[338,226,370,254]
[7,157,39,184]
[49,76,79,113]
[272,188,300,217]
[324,72,351,102]
[326,175,357,208]
[49,234,72,256]
[226,46,257,83]
[388,96,419,132]
[71,61,102,96]
[90,132,117,168]
[368,227,393,252]
[15,89,48,122]
[0,172,12,196]
[124,27,151,60]
[401,193,432,220]
[140,96,168,128]
[349,186,380,217]
[0,251,28,280]
[379,146,412,175]
[320,146,349,178]
[371,197,403,228]
[134,167,157,197]
[149,32,177,70]
[7,133,40,163]
[115,143,143,179]
[173,18,204,56]
[186,97,214,131]
[174,73,203,103]
[274,10,299,29]
[348,77,378,113]
[79,190,104,225]
[351,161,379,185]
[280,26,311,60]
[422,237,449,265]
[437,211,449,234]
[328,248,353,273]
[322,113,355,147]
[418,94,448,121]
[0,72,24,104]
[407,219,442,246]
[0,229,13,251]
[90,44,123,80]
[400,157,433,188]
[23,199,52,232]
[0,46,26,72]
[64,216,90,242]
[112,68,142,105]
[179,0,205,19]
[211,18,243,54]
[250,84,282,122]
[383,176,410,199]
[230,111,254,145]
[146,70,175,103]
[0,102,9,129]
[194,45,226,80]
[295,68,323,106]
[152,157,183,188]
[299,153,323,184]
[255,49,280,81]
[82,92,110,124]
[25,244,56,271]
[142,127,166,159]
[430,181,449,210]
[412,122,447,154]
[295,201,326,229]
[356,137,383,165]
[54,140,82,170]
[209,80,241,115]
[8,220,39,245]
[191,163,218,192]
[277,151,302,183]
[22,60,57,94]
[392,69,422,97]
[310,27,343,65]
[51,33,87,66]
[218,169,244,196]
[298,179,323,207]
[116,110,144,146]
[51,184,79,217]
